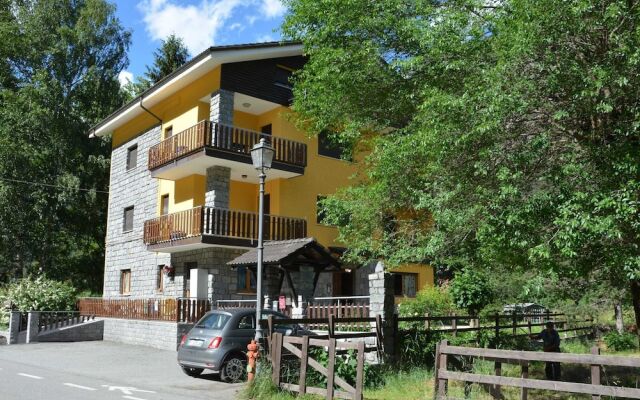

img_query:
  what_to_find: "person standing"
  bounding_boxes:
[530,321,561,380]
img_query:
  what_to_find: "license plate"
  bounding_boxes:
[187,339,204,347]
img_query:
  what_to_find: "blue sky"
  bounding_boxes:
[112,0,286,85]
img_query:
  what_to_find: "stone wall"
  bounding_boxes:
[101,318,180,351]
[170,247,253,302]
[103,125,171,297]
[37,320,104,342]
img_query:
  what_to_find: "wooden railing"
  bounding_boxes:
[176,298,211,323]
[143,206,307,245]
[148,121,211,169]
[435,339,640,399]
[77,298,179,322]
[147,120,307,170]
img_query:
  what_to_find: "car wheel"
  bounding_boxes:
[181,366,204,377]
[220,355,246,383]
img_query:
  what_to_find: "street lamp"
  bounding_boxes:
[250,138,274,341]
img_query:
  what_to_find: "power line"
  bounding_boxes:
[0,177,109,194]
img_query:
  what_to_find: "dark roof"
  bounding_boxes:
[227,238,341,270]
[89,41,302,135]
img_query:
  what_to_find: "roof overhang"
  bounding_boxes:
[89,42,303,138]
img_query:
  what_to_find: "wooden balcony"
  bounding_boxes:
[147,121,307,181]
[143,206,307,252]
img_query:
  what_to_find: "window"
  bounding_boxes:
[156,265,164,292]
[126,144,138,170]
[274,65,293,89]
[237,314,255,330]
[164,126,173,139]
[195,313,231,329]
[123,206,134,232]
[318,131,345,159]
[392,273,418,297]
[161,194,169,216]
[316,195,327,224]
[120,269,131,295]
[236,266,256,293]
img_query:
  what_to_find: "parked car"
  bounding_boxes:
[177,308,310,382]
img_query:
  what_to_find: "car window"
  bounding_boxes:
[237,314,255,329]
[195,313,231,329]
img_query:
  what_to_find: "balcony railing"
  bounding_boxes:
[147,121,307,170]
[143,206,307,246]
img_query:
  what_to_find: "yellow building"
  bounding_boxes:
[91,42,432,303]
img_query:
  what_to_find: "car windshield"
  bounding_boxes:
[195,313,230,330]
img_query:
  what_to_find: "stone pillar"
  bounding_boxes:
[210,89,234,125]
[205,166,230,209]
[190,268,209,300]
[8,311,20,345]
[368,261,396,360]
[26,312,40,343]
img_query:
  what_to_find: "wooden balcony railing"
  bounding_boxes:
[143,206,307,246]
[147,120,307,170]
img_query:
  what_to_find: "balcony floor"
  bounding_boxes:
[150,148,304,182]
[147,234,260,253]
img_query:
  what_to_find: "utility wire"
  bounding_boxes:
[0,177,109,194]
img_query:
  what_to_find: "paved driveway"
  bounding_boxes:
[0,341,243,400]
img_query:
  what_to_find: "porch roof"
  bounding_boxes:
[227,237,341,271]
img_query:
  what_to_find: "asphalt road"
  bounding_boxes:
[0,341,243,400]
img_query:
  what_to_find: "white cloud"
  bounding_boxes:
[260,0,285,18]
[118,70,134,87]
[137,0,287,54]
[138,0,246,54]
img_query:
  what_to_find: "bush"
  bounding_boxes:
[450,269,493,315]
[2,276,77,311]
[397,286,458,318]
[604,331,638,351]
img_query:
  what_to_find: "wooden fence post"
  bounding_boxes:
[328,314,335,338]
[436,340,448,399]
[326,338,336,400]
[424,313,430,330]
[392,313,399,361]
[521,362,528,400]
[451,313,457,337]
[494,361,502,398]
[355,341,365,400]
[591,346,601,400]
[271,333,283,388]
[512,313,517,335]
[299,335,309,395]
[494,314,500,345]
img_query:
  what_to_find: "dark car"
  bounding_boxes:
[177,308,308,382]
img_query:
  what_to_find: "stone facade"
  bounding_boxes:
[103,126,171,297]
[205,166,230,208]
[209,89,234,124]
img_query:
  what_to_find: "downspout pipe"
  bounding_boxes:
[139,94,162,125]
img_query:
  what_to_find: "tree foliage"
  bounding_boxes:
[283,0,640,329]
[450,269,493,315]
[125,34,189,97]
[0,0,130,291]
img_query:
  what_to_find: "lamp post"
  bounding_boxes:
[250,138,274,341]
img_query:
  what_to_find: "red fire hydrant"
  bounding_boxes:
[247,339,260,382]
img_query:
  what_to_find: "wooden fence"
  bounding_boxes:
[394,313,593,339]
[435,339,640,399]
[77,297,210,323]
[271,332,367,400]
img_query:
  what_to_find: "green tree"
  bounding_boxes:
[125,34,189,97]
[450,269,493,315]
[0,0,130,291]
[283,0,640,332]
